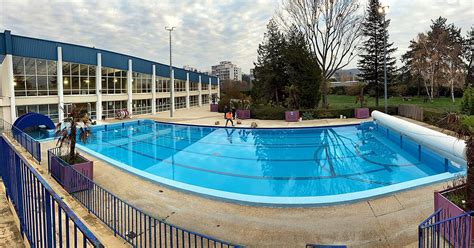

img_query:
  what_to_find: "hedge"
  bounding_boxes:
[250,105,399,120]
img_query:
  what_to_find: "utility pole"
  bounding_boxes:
[165,26,176,117]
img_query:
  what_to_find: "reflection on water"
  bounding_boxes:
[80,121,464,197]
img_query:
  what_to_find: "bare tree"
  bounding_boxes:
[278,0,364,108]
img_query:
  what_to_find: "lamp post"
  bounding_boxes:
[165,26,176,117]
[378,5,389,113]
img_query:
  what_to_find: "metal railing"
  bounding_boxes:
[0,137,103,247]
[48,147,240,248]
[419,209,473,248]
[0,119,42,162]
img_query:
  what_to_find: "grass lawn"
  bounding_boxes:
[328,95,461,112]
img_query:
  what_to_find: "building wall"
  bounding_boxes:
[0,31,219,124]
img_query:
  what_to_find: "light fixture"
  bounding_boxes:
[85,79,90,84]
[64,79,69,85]
[114,79,118,83]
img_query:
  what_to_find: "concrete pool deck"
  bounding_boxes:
[41,106,456,247]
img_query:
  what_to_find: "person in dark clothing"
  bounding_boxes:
[231,107,236,120]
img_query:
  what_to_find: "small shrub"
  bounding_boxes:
[301,112,314,120]
[460,87,474,115]
[250,104,286,120]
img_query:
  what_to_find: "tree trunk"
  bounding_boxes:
[451,80,455,103]
[69,122,76,162]
[321,80,329,109]
[466,137,473,210]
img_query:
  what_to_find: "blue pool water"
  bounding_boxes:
[76,120,465,205]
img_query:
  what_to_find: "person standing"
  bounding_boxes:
[225,111,234,127]
[224,105,229,119]
[231,106,237,120]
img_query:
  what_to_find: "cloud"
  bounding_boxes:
[0,0,472,73]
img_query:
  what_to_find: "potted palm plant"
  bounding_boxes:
[49,105,94,193]
[284,84,300,122]
[236,96,251,119]
[354,82,370,119]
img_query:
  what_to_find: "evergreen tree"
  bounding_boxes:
[284,26,322,109]
[357,0,397,106]
[253,19,288,104]
[466,27,474,87]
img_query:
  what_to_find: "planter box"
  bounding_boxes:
[210,103,219,112]
[49,152,93,193]
[285,111,300,122]
[434,187,473,247]
[354,108,370,119]
[236,109,251,119]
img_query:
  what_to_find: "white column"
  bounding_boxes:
[96,53,102,120]
[127,59,133,116]
[57,46,64,122]
[208,77,212,100]
[198,75,202,107]
[185,72,190,109]
[170,70,175,115]
[217,78,221,98]
[151,65,156,115]
[5,55,15,123]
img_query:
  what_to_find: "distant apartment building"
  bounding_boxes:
[211,61,242,81]
[249,68,255,82]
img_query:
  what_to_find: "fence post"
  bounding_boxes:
[15,157,24,234]
[113,196,117,236]
[44,188,53,248]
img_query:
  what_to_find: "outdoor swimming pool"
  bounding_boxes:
[76,119,466,205]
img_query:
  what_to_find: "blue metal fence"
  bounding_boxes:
[48,147,240,248]
[419,209,473,248]
[0,137,103,247]
[1,119,42,162]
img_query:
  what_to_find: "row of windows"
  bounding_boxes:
[202,94,209,104]
[190,95,199,106]
[64,102,97,120]
[13,56,217,97]
[157,78,171,92]
[175,79,186,92]
[190,82,199,91]
[63,63,97,95]
[13,56,58,96]
[101,67,127,94]
[175,97,186,109]
[17,104,59,123]
[132,99,152,115]
[157,98,171,112]
[133,72,152,93]
[102,101,127,118]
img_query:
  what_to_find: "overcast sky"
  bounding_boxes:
[0,0,472,74]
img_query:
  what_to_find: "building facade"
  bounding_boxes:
[0,31,220,124]
[211,61,242,81]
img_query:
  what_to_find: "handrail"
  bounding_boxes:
[0,136,103,247]
[48,147,240,248]
[0,118,42,162]
[419,209,472,248]
[422,211,473,229]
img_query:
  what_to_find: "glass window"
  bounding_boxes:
[36,60,47,75]
[25,76,37,96]
[202,94,209,104]
[175,96,186,109]
[156,98,170,112]
[14,76,26,96]
[13,57,24,75]
[37,76,48,96]
[48,61,57,75]
[71,64,79,76]
[24,58,36,75]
